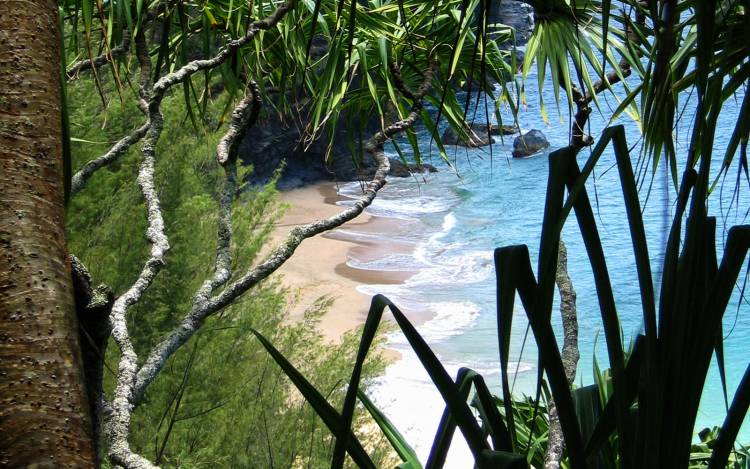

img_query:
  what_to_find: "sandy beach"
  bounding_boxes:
[270,182,415,348]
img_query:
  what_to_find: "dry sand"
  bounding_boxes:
[269,182,415,354]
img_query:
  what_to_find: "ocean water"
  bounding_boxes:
[332,73,749,466]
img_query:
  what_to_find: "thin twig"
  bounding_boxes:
[66,32,131,80]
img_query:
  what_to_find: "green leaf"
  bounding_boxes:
[358,390,422,468]
[249,329,376,468]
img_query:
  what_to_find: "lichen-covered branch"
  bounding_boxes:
[104,15,170,468]
[134,28,152,114]
[70,122,150,195]
[545,54,630,468]
[70,1,295,198]
[194,82,261,311]
[544,240,579,469]
[131,61,437,403]
[66,33,131,80]
[70,26,154,196]
[106,98,170,469]
[103,3,301,467]
[150,0,295,104]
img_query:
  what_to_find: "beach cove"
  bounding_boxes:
[271,91,750,467]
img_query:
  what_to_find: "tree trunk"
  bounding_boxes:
[0,1,97,466]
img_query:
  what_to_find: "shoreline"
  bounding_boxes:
[271,181,421,359]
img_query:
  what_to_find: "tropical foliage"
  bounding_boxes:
[244,0,750,468]
[60,0,521,169]
[57,0,533,466]
[54,0,750,466]
[65,81,393,467]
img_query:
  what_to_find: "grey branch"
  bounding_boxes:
[544,239,579,468]
[106,99,170,469]
[104,3,301,467]
[150,0,296,104]
[131,61,437,403]
[194,83,261,312]
[105,18,169,469]
[70,122,150,195]
[70,28,154,196]
[66,33,131,80]
[70,1,295,198]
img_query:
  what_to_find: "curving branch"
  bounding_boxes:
[134,27,152,114]
[150,0,296,104]
[544,240,579,469]
[103,3,302,467]
[65,0,176,81]
[69,1,296,198]
[92,1,436,464]
[70,122,150,195]
[103,10,169,467]
[70,27,154,196]
[66,33,131,80]
[106,70,170,469]
[131,60,437,404]
[194,82,262,311]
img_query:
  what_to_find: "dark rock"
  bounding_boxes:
[496,124,520,135]
[441,127,492,147]
[413,163,438,173]
[489,0,535,46]
[387,158,412,178]
[238,111,436,190]
[441,122,519,147]
[388,160,439,177]
[512,129,550,158]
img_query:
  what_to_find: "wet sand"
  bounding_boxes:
[270,182,419,358]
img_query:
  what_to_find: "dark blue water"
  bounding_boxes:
[338,66,749,465]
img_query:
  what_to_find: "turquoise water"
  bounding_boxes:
[334,72,749,465]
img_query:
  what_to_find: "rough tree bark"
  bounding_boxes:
[544,240,579,468]
[0,1,97,467]
[543,54,632,468]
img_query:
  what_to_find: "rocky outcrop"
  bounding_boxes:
[388,159,438,177]
[238,112,437,190]
[489,0,535,45]
[441,122,519,147]
[512,129,550,157]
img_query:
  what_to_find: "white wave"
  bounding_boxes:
[385,301,479,346]
[347,253,423,272]
[441,212,457,232]
[413,212,457,264]
[370,353,474,468]
[419,302,479,341]
[329,228,415,244]
[335,181,459,220]
[337,197,455,220]
[407,250,494,286]
[441,360,535,377]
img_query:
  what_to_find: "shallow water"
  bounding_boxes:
[335,70,749,465]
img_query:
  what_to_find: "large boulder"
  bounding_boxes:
[512,130,550,158]
[442,122,519,147]
[488,0,535,45]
